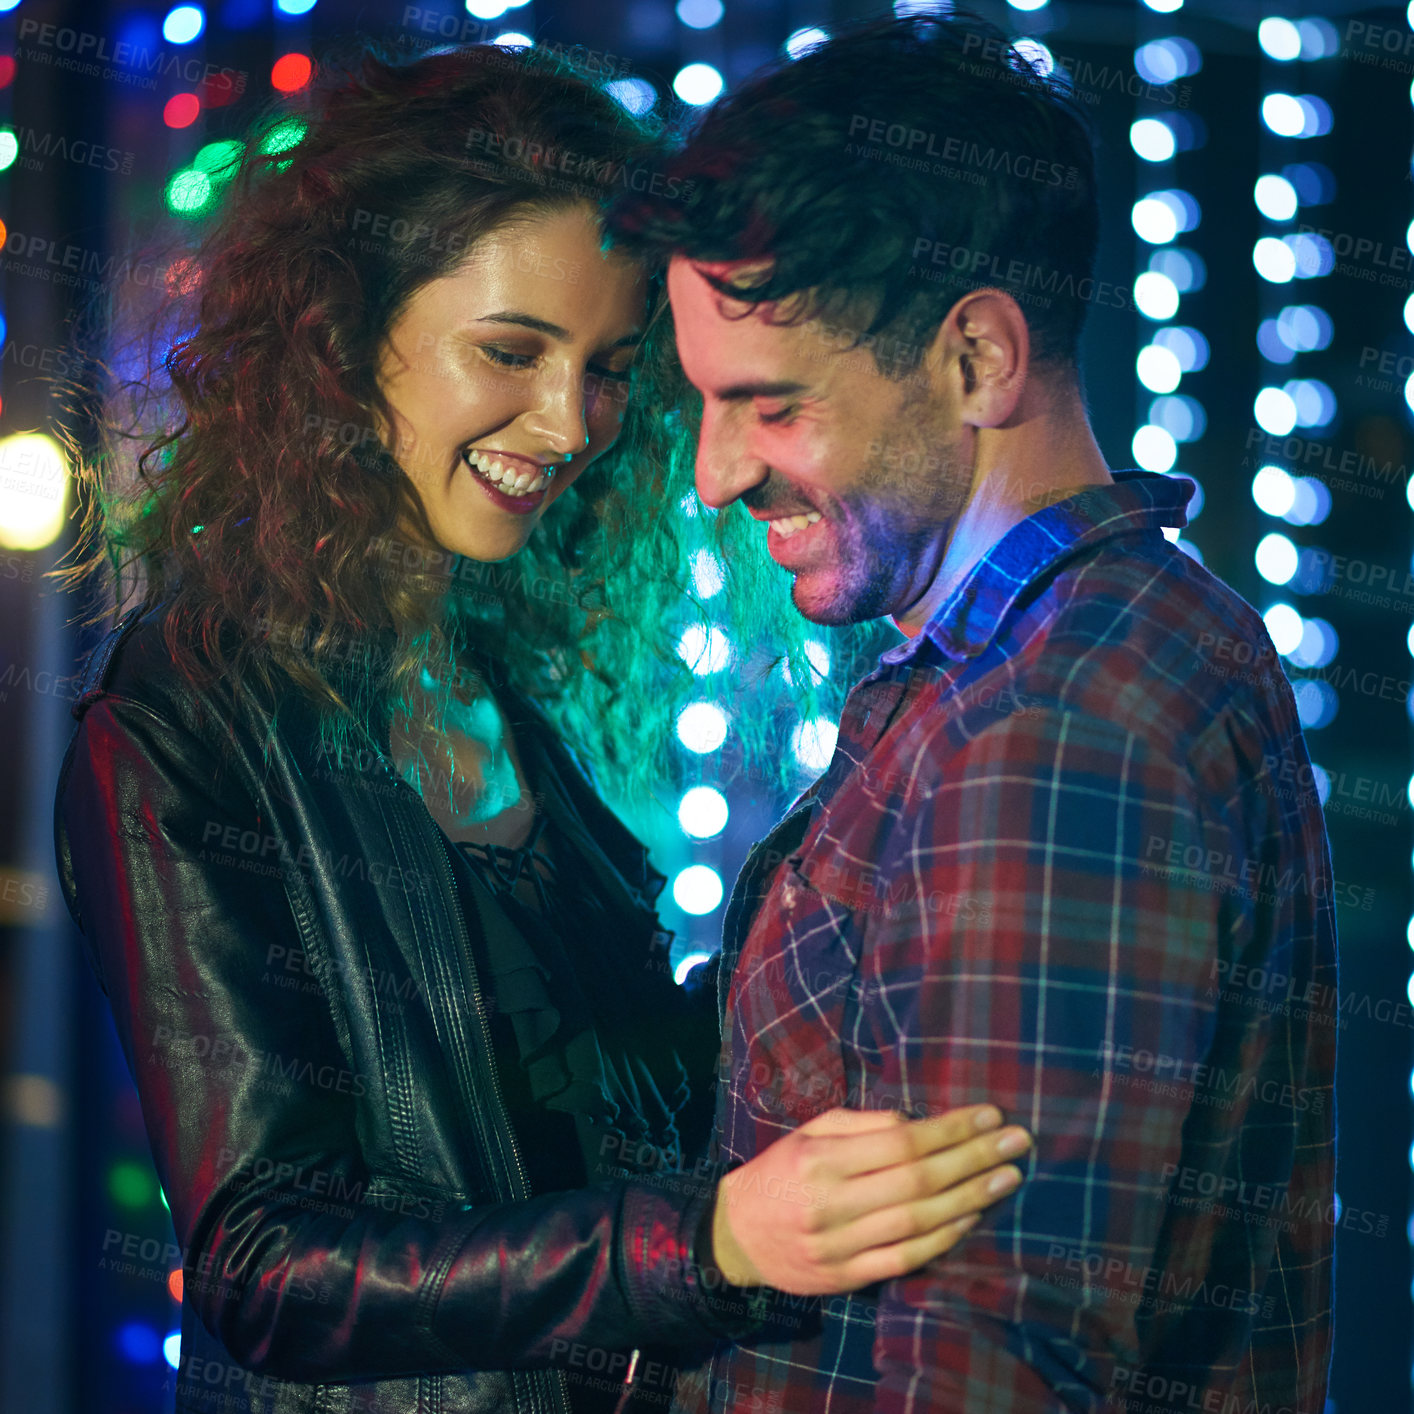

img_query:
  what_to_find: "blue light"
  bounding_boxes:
[1286,478,1331,527]
[274,0,317,13]
[1286,231,1334,279]
[1297,18,1339,59]
[1148,395,1206,442]
[1292,678,1337,729]
[1013,39,1055,76]
[606,78,657,116]
[1281,161,1335,205]
[786,27,829,59]
[1278,304,1333,351]
[1134,38,1202,84]
[117,1322,163,1364]
[676,0,724,28]
[1148,247,1206,292]
[1008,0,1049,11]
[1284,378,1336,429]
[1257,320,1297,365]
[1152,325,1210,372]
[162,5,206,43]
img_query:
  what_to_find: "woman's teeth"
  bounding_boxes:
[462,448,551,497]
[769,511,823,539]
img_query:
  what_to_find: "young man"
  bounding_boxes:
[613,14,1336,1414]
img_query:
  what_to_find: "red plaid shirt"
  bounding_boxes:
[672,471,1336,1414]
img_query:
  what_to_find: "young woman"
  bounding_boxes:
[55,42,1031,1414]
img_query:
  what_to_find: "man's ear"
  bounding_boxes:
[922,289,1029,429]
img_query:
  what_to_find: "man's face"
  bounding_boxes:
[667,256,975,626]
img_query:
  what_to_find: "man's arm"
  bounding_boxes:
[859,706,1233,1413]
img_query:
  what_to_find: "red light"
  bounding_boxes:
[270,54,312,93]
[0,57,16,89]
[163,94,201,130]
[167,1269,183,1302]
[202,71,239,109]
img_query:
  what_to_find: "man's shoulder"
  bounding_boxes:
[1009,536,1296,758]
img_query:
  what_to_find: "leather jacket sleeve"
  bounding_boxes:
[56,692,769,1384]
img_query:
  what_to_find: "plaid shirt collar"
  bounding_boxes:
[880,468,1196,669]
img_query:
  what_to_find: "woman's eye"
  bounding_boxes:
[588,362,633,383]
[481,346,534,370]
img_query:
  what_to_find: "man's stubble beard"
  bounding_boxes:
[793,385,972,627]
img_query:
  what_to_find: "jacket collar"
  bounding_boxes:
[880,469,1195,668]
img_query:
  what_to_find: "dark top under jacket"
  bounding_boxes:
[53,606,781,1414]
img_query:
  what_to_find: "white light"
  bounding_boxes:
[1263,603,1304,656]
[677,0,725,28]
[675,701,728,753]
[1134,272,1180,320]
[1136,344,1182,394]
[0,434,68,550]
[786,26,830,58]
[163,5,206,44]
[678,785,729,839]
[1132,425,1178,473]
[1254,532,1299,585]
[1258,17,1302,61]
[674,950,714,986]
[677,624,733,675]
[493,31,533,48]
[606,78,657,116]
[1405,292,1414,336]
[791,716,838,772]
[1141,0,1183,11]
[804,639,831,678]
[1262,93,1307,137]
[1407,622,1414,658]
[1254,175,1298,222]
[1132,197,1179,245]
[1254,387,1298,436]
[673,865,724,915]
[1406,369,1414,419]
[1252,465,1297,518]
[673,63,724,106]
[1013,39,1055,75]
[163,1331,182,1369]
[466,0,511,16]
[1253,237,1296,284]
[1008,0,1049,10]
[690,549,724,598]
[1130,118,1177,162]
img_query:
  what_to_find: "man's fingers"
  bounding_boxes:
[820,1129,1031,1226]
[813,1104,1009,1179]
[809,1164,1025,1262]
[829,1212,986,1292]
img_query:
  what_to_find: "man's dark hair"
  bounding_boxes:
[611,13,1100,379]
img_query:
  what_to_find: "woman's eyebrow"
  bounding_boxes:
[477,311,643,348]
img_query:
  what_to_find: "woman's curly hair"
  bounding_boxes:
[57,40,846,800]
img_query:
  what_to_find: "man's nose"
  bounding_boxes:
[695,405,766,509]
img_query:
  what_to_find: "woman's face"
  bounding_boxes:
[376,203,647,562]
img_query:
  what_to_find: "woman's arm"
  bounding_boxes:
[56,694,755,1382]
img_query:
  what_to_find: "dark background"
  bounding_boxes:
[0,0,1406,1409]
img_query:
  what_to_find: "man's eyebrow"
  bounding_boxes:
[478,311,642,348]
[712,379,810,402]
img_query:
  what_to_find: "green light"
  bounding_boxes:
[0,129,16,173]
[190,524,204,535]
[258,117,307,157]
[165,168,213,217]
[109,1161,154,1208]
[159,1185,170,1213]
[192,139,242,181]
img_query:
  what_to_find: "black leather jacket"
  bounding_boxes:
[54,607,764,1414]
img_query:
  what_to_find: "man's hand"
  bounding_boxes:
[710,1105,1030,1294]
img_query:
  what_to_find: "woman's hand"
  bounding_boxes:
[709,1105,1031,1294]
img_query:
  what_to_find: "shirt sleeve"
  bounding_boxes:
[859,706,1229,1413]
